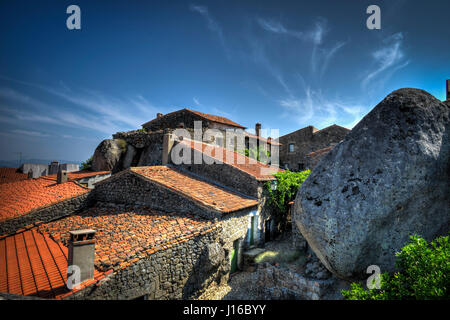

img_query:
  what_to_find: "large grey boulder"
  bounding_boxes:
[294,88,450,281]
[91,139,126,172]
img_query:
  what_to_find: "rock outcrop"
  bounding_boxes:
[294,88,450,281]
[91,139,126,172]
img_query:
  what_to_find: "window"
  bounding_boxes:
[298,163,305,171]
[288,144,294,153]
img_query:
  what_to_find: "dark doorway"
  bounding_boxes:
[230,239,239,274]
[265,219,271,242]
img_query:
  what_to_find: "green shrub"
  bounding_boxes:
[342,235,450,300]
[264,170,310,214]
[80,156,93,171]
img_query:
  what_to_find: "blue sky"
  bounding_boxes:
[0,0,449,162]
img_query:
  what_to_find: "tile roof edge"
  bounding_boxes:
[170,165,258,201]
[180,138,280,180]
[142,108,246,129]
[130,168,258,214]
[0,187,90,225]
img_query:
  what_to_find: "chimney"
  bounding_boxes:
[447,79,449,101]
[162,133,174,165]
[255,123,261,137]
[49,161,60,175]
[68,229,96,285]
[57,170,68,184]
[157,112,163,118]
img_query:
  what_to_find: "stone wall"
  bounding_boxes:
[93,171,224,219]
[68,227,230,300]
[256,263,349,300]
[0,192,93,236]
[279,125,349,171]
[291,220,307,251]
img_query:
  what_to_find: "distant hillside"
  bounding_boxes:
[0,159,82,169]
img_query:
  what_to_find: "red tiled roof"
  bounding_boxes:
[0,177,89,223]
[37,207,218,273]
[187,109,246,129]
[244,132,281,146]
[143,108,246,129]
[306,145,334,157]
[130,166,258,213]
[179,138,283,180]
[0,168,27,184]
[0,206,218,299]
[0,229,104,299]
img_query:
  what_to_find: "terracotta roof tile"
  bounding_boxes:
[0,168,27,184]
[37,206,218,272]
[186,109,246,129]
[1,206,215,299]
[306,145,334,157]
[130,166,258,213]
[0,229,104,299]
[0,177,89,222]
[179,138,283,180]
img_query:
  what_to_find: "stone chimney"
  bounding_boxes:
[57,170,68,184]
[447,79,449,101]
[162,133,174,165]
[255,123,261,137]
[68,229,96,284]
[49,161,60,175]
[157,112,163,118]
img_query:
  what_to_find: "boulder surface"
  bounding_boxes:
[91,139,125,172]
[294,88,450,280]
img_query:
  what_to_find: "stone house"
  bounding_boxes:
[0,207,223,299]
[0,170,111,236]
[106,109,280,172]
[279,124,350,171]
[0,165,262,299]
[168,136,283,243]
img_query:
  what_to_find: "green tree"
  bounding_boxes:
[80,156,93,171]
[265,169,310,216]
[342,235,450,300]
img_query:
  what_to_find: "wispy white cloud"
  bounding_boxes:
[0,77,163,135]
[362,32,410,90]
[190,4,228,55]
[255,17,346,81]
[278,87,366,129]
[11,129,50,137]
